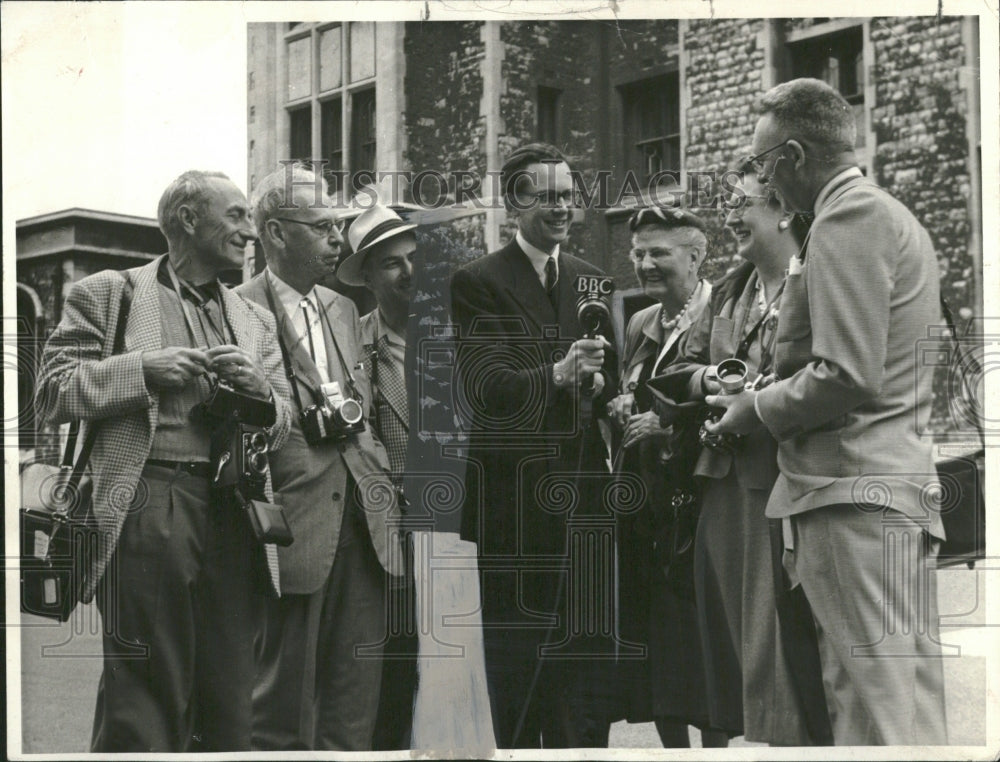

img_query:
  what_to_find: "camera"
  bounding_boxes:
[202,378,291,547]
[199,378,277,428]
[210,421,293,547]
[699,358,748,453]
[301,381,366,445]
[212,424,271,496]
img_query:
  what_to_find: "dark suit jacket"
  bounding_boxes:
[450,240,617,616]
[237,272,402,594]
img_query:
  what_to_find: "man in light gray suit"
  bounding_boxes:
[240,165,403,751]
[705,78,947,745]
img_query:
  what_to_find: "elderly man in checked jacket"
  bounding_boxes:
[36,170,291,753]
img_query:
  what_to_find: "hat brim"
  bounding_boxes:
[336,222,417,287]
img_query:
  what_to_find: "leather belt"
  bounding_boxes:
[145,458,214,478]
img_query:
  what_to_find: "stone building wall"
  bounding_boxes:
[684,18,768,282]
[403,20,489,267]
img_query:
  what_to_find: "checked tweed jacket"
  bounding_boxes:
[358,310,409,480]
[36,255,293,602]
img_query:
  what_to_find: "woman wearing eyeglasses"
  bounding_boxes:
[605,203,728,748]
[657,163,831,745]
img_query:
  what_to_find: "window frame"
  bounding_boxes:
[618,69,682,188]
[281,22,378,195]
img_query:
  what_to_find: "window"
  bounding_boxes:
[283,23,377,195]
[620,73,681,185]
[351,88,377,185]
[289,105,311,162]
[286,36,312,101]
[537,86,561,144]
[321,97,343,191]
[787,26,866,151]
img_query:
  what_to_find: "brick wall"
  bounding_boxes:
[870,16,973,314]
[869,15,975,431]
[684,18,767,282]
[499,22,604,267]
[404,21,489,264]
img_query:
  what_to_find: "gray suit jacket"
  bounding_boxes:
[36,255,293,601]
[755,172,944,538]
[237,272,403,593]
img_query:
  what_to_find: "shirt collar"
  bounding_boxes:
[812,166,864,214]
[377,309,406,348]
[516,230,560,283]
[267,268,318,316]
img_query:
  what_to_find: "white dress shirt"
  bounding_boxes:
[267,269,330,384]
[515,230,560,288]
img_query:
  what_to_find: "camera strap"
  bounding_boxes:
[164,259,235,349]
[734,277,785,366]
[66,272,135,499]
[262,276,325,414]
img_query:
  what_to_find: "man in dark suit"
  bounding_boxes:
[705,79,947,745]
[239,165,403,751]
[450,143,618,748]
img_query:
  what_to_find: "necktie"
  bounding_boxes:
[301,300,317,364]
[544,256,558,310]
[300,298,329,383]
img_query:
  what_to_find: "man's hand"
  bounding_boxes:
[703,390,760,436]
[206,344,269,398]
[701,365,722,397]
[591,371,606,398]
[142,347,210,390]
[621,410,670,449]
[606,392,634,430]
[553,336,610,390]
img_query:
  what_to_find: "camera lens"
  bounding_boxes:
[716,358,749,394]
[248,451,269,474]
[335,398,364,426]
[249,431,268,453]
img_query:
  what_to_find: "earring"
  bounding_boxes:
[777,216,791,232]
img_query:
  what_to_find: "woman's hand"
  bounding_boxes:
[606,392,634,430]
[621,410,670,449]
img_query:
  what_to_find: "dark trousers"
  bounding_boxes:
[483,630,612,748]
[371,534,418,750]
[480,568,613,749]
[252,494,387,751]
[91,464,259,752]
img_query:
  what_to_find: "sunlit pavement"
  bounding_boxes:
[13,567,992,753]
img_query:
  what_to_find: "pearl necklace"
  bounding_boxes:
[660,286,696,333]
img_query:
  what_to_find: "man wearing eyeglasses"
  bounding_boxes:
[704,79,947,745]
[238,164,403,751]
[451,143,619,748]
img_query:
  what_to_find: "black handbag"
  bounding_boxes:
[19,274,133,620]
[643,372,706,599]
[935,299,985,569]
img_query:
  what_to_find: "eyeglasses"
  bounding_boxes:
[522,189,580,208]
[721,193,773,220]
[745,140,789,176]
[273,216,345,236]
